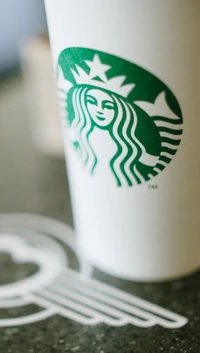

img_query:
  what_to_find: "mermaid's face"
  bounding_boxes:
[86,89,115,127]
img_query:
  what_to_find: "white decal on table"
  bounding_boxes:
[0,214,188,328]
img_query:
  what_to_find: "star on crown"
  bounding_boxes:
[71,54,135,98]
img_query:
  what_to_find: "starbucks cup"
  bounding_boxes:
[44,0,200,281]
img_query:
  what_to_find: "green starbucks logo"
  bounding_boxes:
[57,48,183,187]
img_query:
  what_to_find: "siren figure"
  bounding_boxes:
[59,54,159,186]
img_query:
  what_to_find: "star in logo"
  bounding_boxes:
[85,54,111,82]
[70,54,135,97]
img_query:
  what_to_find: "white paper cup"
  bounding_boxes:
[44,0,200,281]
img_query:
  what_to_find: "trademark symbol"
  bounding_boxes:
[148,184,158,190]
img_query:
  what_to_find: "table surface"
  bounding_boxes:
[0,73,199,353]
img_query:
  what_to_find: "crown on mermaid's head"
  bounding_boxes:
[71,54,135,98]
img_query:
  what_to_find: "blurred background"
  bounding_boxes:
[0,0,72,224]
[0,0,46,75]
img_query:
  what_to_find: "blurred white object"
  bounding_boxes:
[21,37,64,158]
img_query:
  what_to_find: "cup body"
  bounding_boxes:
[45,0,200,281]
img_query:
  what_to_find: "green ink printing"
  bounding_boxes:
[58,48,183,187]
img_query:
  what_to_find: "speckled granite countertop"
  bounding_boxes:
[0,74,199,353]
